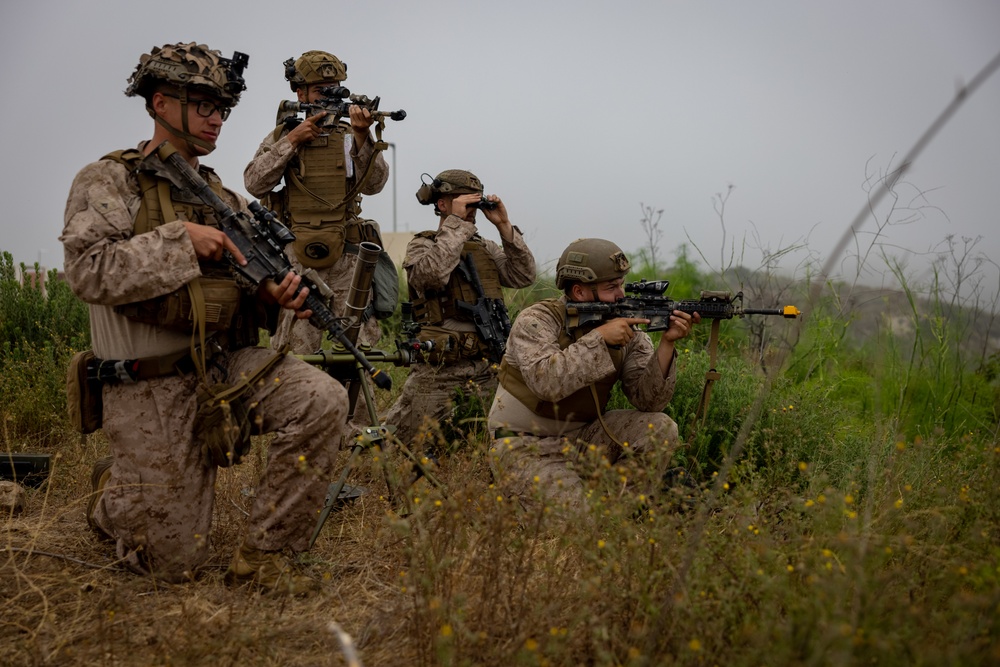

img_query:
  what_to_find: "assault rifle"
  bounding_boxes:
[455,253,512,364]
[565,279,800,332]
[278,84,406,130]
[567,279,800,436]
[153,141,391,390]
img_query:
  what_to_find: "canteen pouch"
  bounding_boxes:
[67,350,102,434]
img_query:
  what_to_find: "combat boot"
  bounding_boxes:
[86,456,114,541]
[225,542,317,596]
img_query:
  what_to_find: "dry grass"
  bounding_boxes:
[5,416,1000,666]
[1,429,421,667]
[4,360,1000,667]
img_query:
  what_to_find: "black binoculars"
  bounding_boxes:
[471,197,498,211]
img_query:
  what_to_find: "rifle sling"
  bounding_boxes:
[591,383,624,448]
[691,318,723,440]
[286,130,385,214]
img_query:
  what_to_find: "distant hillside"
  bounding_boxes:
[722,267,1000,366]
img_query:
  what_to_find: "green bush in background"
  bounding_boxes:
[0,251,90,446]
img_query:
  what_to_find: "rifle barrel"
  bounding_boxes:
[744,306,801,318]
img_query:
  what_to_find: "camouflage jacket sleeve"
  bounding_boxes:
[243,128,294,198]
[243,124,389,198]
[403,215,478,294]
[404,215,537,294]
[506,300,675,409]
[505,301,619,403]
[479,227,536,289]
[350,133,389,196]
[60,159,201,306]
[618,331,676,413]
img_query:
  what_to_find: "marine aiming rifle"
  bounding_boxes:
[275,84,404,210]
[153,141,391,390]
[454,253,512,364]
[278,84,406,130]
[565,279,800,331]
[566,279,801,436]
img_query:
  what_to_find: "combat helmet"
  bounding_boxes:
[415,170,484,206]
[284,51,347,90]
[555,238,631,289]
[126,42,247,105]
[126,42,248,154]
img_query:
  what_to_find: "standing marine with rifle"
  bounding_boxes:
[61,43,349,595]
[383,170,536,447]
[244,50,399,355]
[488,238,698,515]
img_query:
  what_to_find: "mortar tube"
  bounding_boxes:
[344,241,381,345]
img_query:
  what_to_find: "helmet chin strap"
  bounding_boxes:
[147,88,217,155]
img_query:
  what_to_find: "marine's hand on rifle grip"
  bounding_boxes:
[264,271,313,319]
[661,309,699,343]
[183,222,246,265]
[287,112,327,147]
[597,317,648,346]
[349,105,375,134]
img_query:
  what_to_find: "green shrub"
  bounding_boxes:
[0,251,90,444]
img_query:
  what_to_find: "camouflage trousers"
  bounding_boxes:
[382,359,497,448]
[489,410,678,514]
[270,246,381,355]
[91,347,348,582]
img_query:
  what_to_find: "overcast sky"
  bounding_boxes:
[2,0,998,298]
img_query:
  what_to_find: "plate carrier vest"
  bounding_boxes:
[101,148,253,341]
[498,299,625,423]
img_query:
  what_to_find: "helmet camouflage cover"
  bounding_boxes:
[285,50,347,90]
[435,170,484,195]
[126,42,246,105]
[556,238,631,289]
[415,169,485,206]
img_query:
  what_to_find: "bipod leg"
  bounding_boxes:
[351,365,411,505]
[387,434,445,494]
[309,360,389,548]
[308,425,387,548]
[344,367,364,424]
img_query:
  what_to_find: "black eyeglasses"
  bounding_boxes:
[162,93,232,121]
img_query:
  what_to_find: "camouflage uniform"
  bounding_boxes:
[243,97,389,354]
[488,295,679,511]
[61,150,348,582]
[383,213,535,445]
